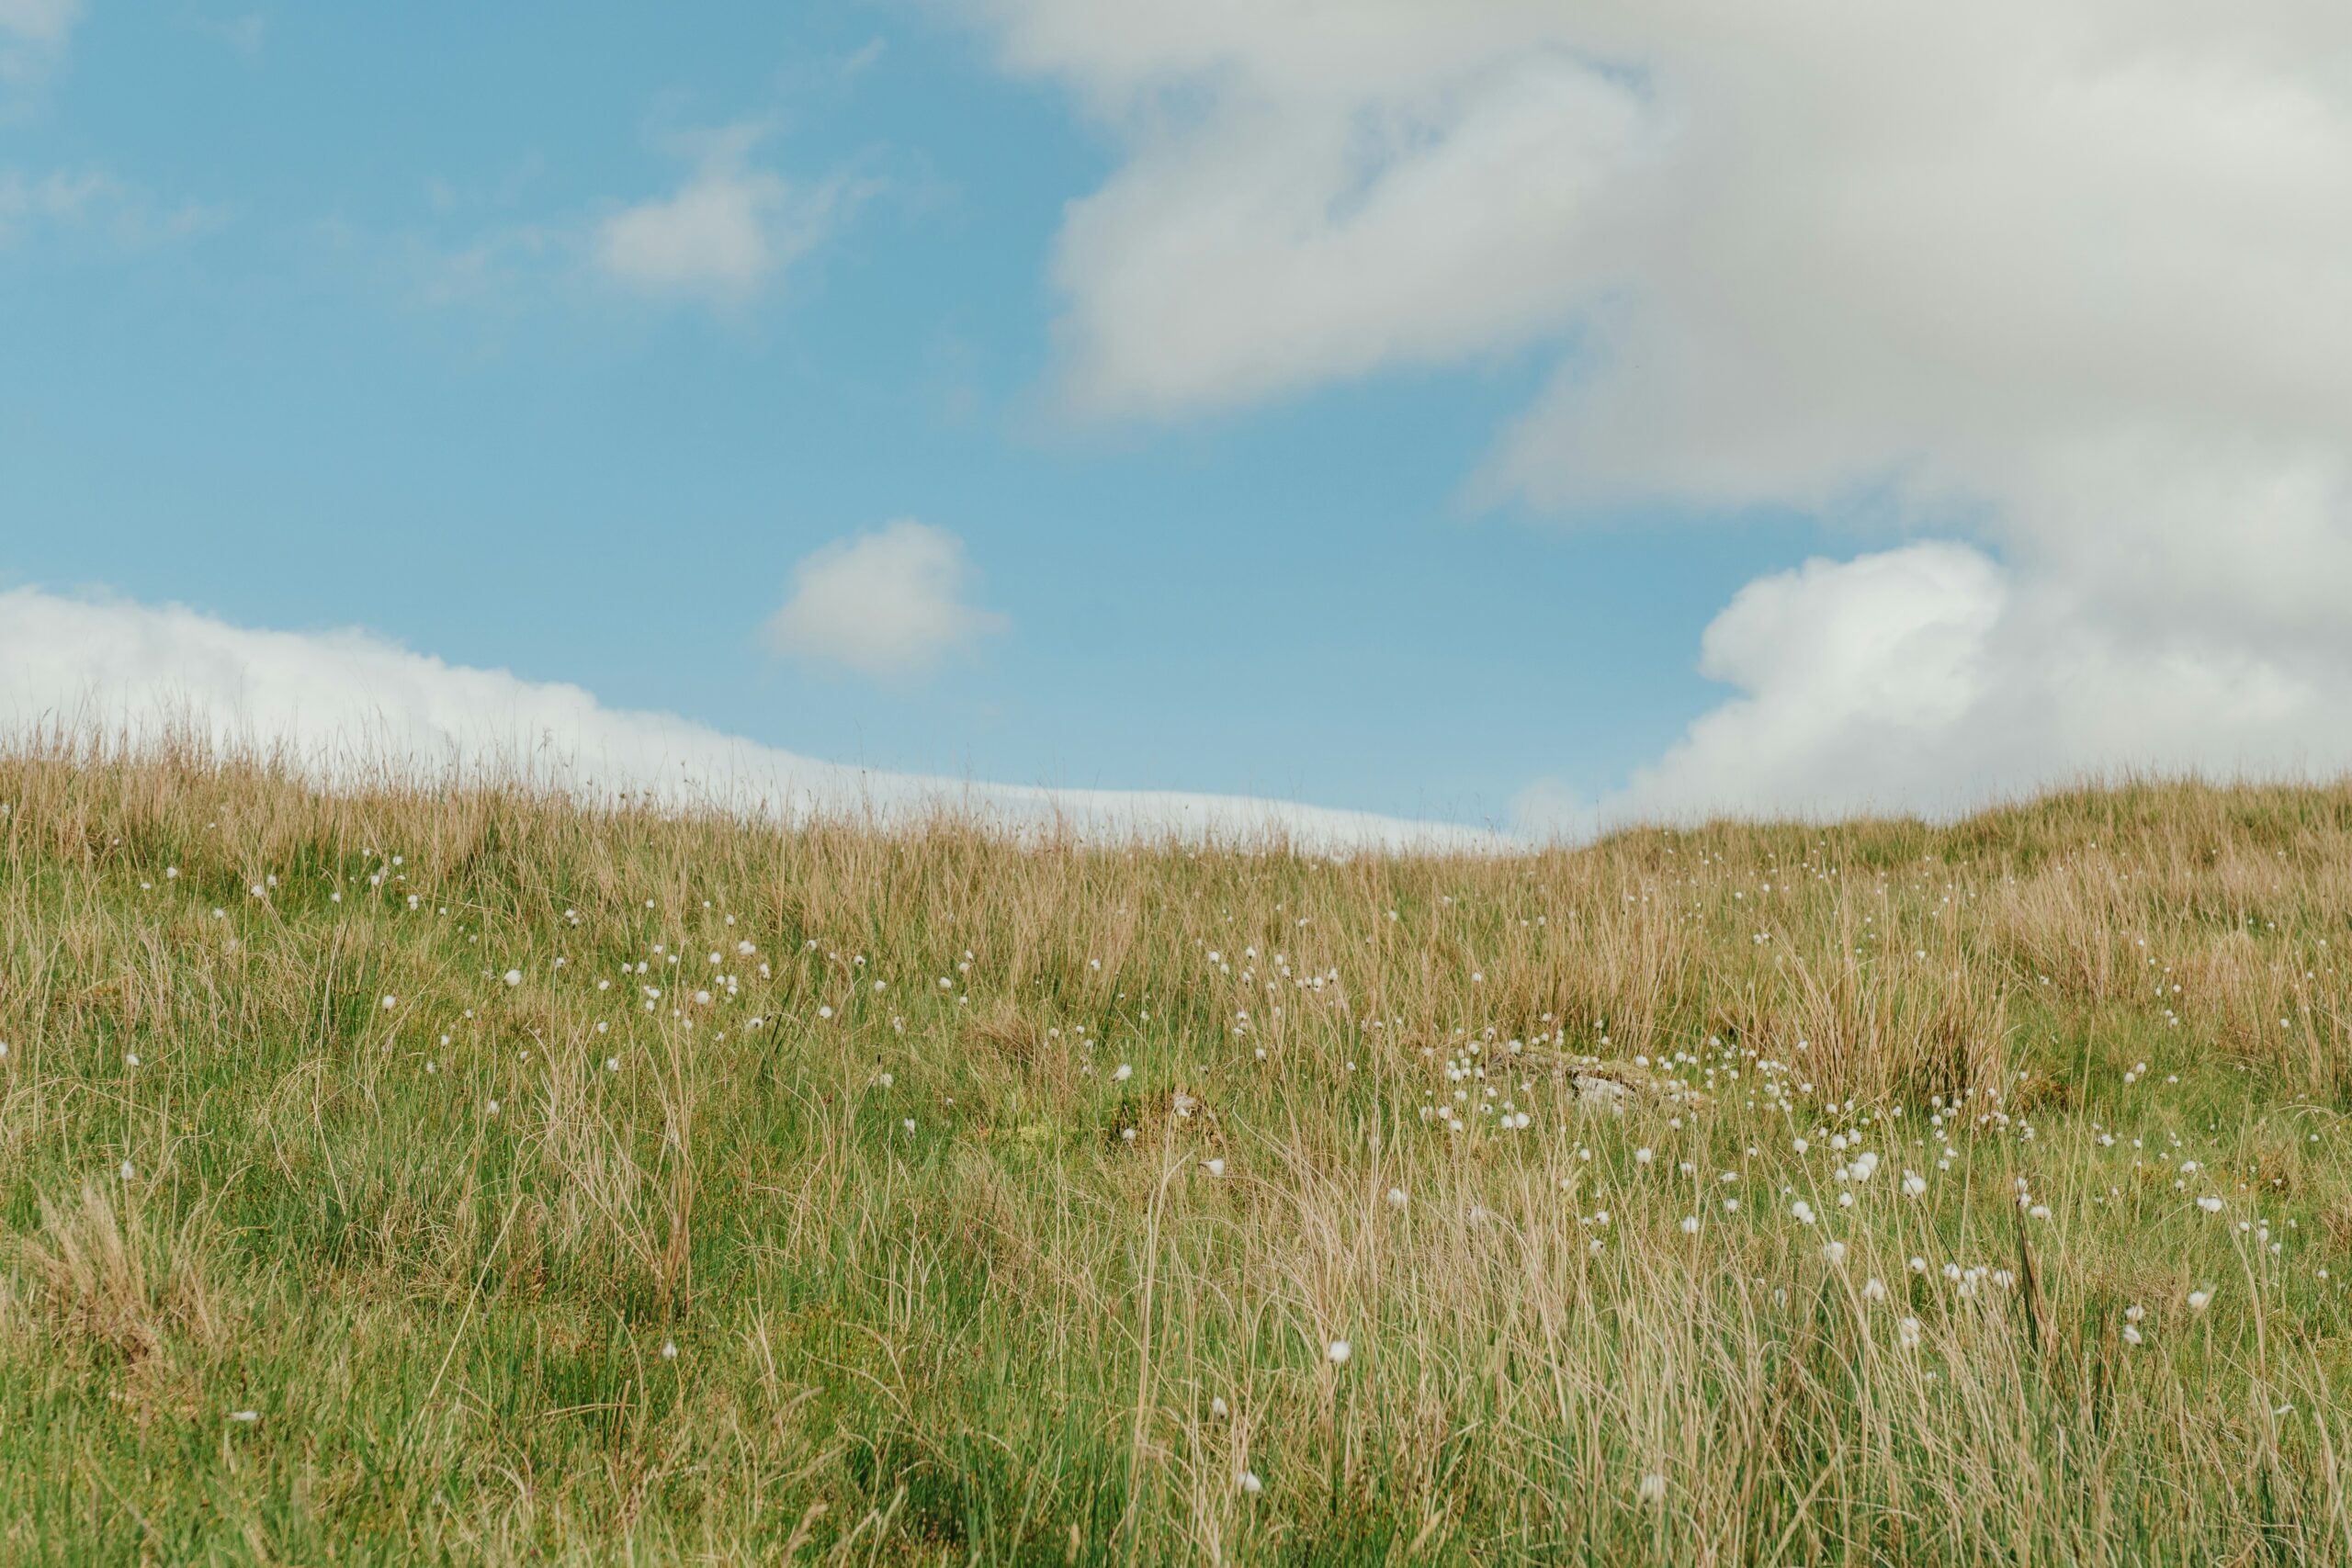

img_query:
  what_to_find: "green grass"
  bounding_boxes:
[2,752,2351,1562]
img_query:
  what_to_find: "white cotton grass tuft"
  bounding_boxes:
[1327,1338,1351,1365]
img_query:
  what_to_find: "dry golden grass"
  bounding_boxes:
[0,743,2349,1562]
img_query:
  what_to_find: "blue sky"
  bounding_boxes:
[0,1,1844,828]
[6,2,2347,836]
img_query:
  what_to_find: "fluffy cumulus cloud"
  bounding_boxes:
[1519,544,2352,835]
[763,521,1009,681]
[595,125,842,301]
[0,586,1492,851]
[959,0,2352,828]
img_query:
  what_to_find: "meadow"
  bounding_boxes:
[4,747,2351,1563]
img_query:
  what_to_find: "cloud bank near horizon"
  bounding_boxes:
[1516,542,2352,839]
[0,585,1505,852]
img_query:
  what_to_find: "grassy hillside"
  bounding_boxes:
[4,750,2352,1563]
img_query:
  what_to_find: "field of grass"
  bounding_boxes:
[5,750,2352,1562]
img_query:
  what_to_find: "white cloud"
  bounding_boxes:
[0,0,76,86]
[958,1,1641,417]
[594,126,841,300]
[0,168,107,236]
[402,127,859,312]
[0,0,76,45]
[1043,56,1640,416]
[1516,542,2352,836]
[0,585,1492,851]
[763,521,1008,681]
[961,0,2352,823]
[0,168,221,248]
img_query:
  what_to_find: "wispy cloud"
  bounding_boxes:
[0,0,78,47]
[0,166,224,249]
[192,10,267,63]
[395,124,868,313]
[0,0,80,95]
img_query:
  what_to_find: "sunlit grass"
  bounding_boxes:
[3,746,2350,1562]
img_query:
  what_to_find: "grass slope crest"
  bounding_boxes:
[1,751,2349,1562]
